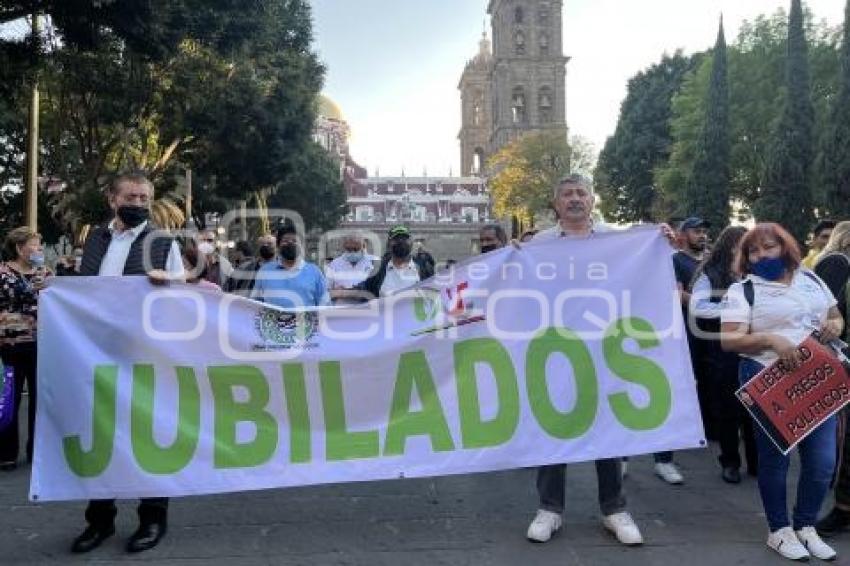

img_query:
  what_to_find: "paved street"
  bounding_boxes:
[2,399,850,566]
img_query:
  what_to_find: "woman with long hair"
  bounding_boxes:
[813,220,850,536]
[690,226,756,484]
[721,223,843,561]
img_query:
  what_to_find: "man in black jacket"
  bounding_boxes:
[72,172,183,555]
[361,226,433,298]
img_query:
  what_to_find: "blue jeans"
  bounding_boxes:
[739,358,837,532]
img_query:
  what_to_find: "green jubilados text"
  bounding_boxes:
[63,318,672,477]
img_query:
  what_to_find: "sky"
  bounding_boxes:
[309,0,845,177]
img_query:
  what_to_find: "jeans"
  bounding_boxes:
[537,459,626,516]
[740,358,837,532]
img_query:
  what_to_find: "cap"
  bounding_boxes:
[388,225,411,239]
[680,217,710,231]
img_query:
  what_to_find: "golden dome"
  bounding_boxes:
[317,94,344,122]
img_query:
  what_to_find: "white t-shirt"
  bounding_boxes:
[380,260,421,297]
[720,269,837,366]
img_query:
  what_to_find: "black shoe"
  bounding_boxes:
[0,461,17,472]
[126,522,167,553]
[70,525,115,553]
[721,467,741,484]
[816,508,850,537]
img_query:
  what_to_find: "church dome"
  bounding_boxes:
[317,95,345,122]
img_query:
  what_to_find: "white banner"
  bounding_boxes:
[31,228,704,502]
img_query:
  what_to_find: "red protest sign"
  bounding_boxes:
[736,336,850,455]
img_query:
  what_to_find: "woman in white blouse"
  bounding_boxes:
[721,223,844,562]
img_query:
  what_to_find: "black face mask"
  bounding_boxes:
[480,244,499,254]
[391,241,411,259]
[258,245,276,261]
[279,244,298,261]
[117,205,150,228]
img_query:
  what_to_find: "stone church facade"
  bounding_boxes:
[459,0,569,176]
[315,1,570,263]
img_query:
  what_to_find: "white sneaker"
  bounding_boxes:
[602,512,643,546]
[654,462,684,485]
[527,509,562,543]
[767,527,810,561]
[796,526,837,561]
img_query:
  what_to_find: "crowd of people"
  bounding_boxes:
[1,171,850,561]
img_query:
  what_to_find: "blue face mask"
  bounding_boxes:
[344,251,364,264]
[28,253,45,268]
[750,257,785,281]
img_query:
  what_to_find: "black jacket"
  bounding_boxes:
[359,254,434,298]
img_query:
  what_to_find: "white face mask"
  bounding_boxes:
[344,251,364,264]
[198,242,216,256]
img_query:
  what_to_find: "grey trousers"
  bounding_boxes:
[537,459,626,516]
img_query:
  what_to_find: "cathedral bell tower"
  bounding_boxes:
[458,33,494,177]
[487,0,568,153]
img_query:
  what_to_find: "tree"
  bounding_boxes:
[0,0,329,240]
[266,141,347,233]
[685,18,730,233]
[568,135,598,178]
[753,0,816,243]
[488,131,571,227]
[595,52,698,223]
[0,1,287,65]
[655,8,839,221]
[653,58,711,220]
[818,0,850,218]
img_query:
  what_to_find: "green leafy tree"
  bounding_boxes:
[1,0,330,238]
[817,0,850,218]
[656,8,839,221]
[267,141,347,233]
[595,52,698,223]
[685,19,730,233]
[653,59,710,220]
[488,131,571,227]
[753,0,816,243]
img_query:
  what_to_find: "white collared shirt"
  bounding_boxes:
[98,220,184,277]
[380,259,420,297]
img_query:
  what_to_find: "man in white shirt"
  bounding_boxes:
[527,174,646,548]
[326,234,375,304]
[89,179,184,278]
[73,172,181,556]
